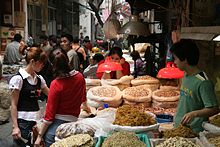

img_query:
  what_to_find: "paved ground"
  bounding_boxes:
[0,101,46,144]
[0,117,12,142]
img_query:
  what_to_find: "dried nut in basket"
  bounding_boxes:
[102,132,145,147]
[163,125,197,138]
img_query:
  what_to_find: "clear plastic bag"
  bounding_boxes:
[56,108,117,139]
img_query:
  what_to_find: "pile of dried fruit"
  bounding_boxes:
[113,105,156,126]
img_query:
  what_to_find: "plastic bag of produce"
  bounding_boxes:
[56,108,117,139]
[56,121,96,139]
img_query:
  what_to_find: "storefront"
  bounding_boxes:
[0,0,27,54]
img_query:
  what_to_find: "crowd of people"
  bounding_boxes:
[1,33,219,147]
[3,33,132,147]
[3,33,134,80]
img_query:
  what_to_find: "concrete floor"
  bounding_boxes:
[0,101,46,144]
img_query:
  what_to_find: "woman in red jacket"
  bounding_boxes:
[34,48,90,147]
[97,46,130,79]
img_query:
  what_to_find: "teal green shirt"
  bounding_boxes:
[174,72,218,133]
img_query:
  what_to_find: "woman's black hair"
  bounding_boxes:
[49,46,67,64]
[14,34,22,42]
[109,46,123,58]
[52,51,71,78]
[48,46,70,78]
[61,34,73,43]
[170,39,200,66]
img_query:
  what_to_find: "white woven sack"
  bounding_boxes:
[152,89,180,102]
[122,85,152,102]
[87,85,122,102]
[131,75,160,86]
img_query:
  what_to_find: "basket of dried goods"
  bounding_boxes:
[51,134,94,147]
[150,137,203,147]
[87,85,122,108]
[162,125,197,138]
[111,105,159,133]
[96,132,150,147]
[152,89,180,108]
[131,75,160,91]
[122,85,152,103]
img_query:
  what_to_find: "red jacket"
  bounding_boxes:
[44,71,86,121]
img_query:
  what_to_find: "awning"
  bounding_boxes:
[180,26,220,41]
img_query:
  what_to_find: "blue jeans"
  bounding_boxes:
[43,119,68,147]
[17,119,36,146]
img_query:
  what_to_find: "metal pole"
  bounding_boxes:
[132,35,137,78]
[72,2,73,36]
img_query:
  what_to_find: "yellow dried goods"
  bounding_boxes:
[163,125,197,138]
[209,114,220,127]
[113,105,156,126]
[208,135,220,147]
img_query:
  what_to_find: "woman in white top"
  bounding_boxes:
[10,47,49,146]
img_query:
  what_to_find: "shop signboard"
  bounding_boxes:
[1,27,10,38]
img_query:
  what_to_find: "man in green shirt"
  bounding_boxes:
[170,39,219,133]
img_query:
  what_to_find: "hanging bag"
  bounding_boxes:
[103,0,121,39]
